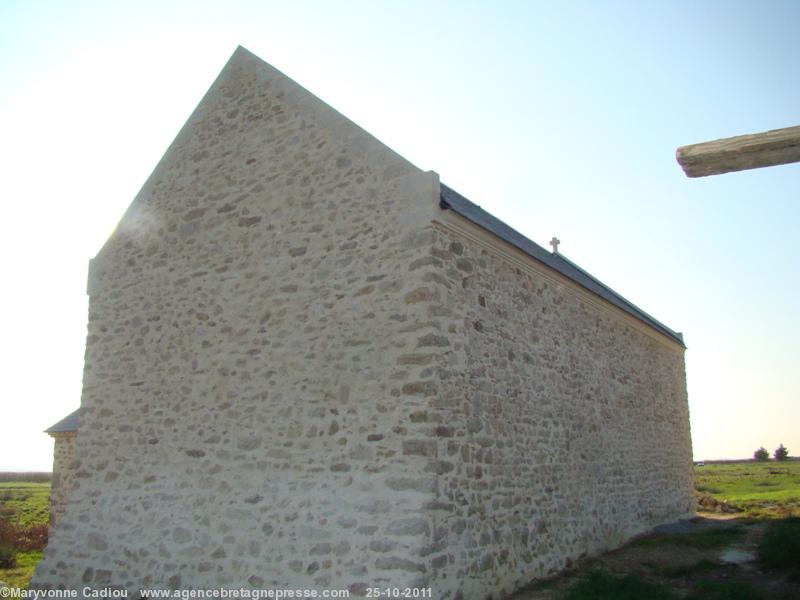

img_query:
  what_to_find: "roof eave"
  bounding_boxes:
[439,184,685,348]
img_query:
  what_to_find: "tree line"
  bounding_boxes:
[753,444,790,461]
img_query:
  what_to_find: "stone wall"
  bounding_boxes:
[33,46,692,598]
[33,46,447,593]
[48,432,77,528]
[413,216,693,597]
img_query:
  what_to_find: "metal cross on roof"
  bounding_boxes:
[550,236,560,254]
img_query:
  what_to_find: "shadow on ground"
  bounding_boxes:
[509,514,800,600]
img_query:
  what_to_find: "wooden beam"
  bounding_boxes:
[676,125,800,177]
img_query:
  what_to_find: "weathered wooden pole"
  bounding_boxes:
[676,125,800,177]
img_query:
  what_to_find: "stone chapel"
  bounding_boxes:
[34,46,693,598]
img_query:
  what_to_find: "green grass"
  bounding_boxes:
[0,550,42,588]
[757,516,800,580]
[0,481,51,589]
[661,558,721,578]
[685,580,763,600]
[0,474,50,484]
[0,483,50,527]
[632,525,746,549]
[694,461,800,515]
[560,571,675,600]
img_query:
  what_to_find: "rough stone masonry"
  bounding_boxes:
[33,46,693,598]
[45,410,78,528]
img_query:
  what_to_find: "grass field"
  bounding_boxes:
[0,482,50,527]
[0,481,50,589]
[694,460,800,517]
[0,551,43,588]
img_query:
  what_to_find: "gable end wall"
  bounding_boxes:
[33,48,450,592]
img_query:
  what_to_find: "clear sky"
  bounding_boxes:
[1,0,798,470]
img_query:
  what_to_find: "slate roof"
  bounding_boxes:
[440,184,685,346]
[45,409,79,434]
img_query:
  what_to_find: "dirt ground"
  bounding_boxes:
[509,513,800,599]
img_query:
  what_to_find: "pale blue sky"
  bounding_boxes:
[1,0,798,469]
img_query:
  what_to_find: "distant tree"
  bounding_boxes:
[774,444,789,461]
[754,447,770,461]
